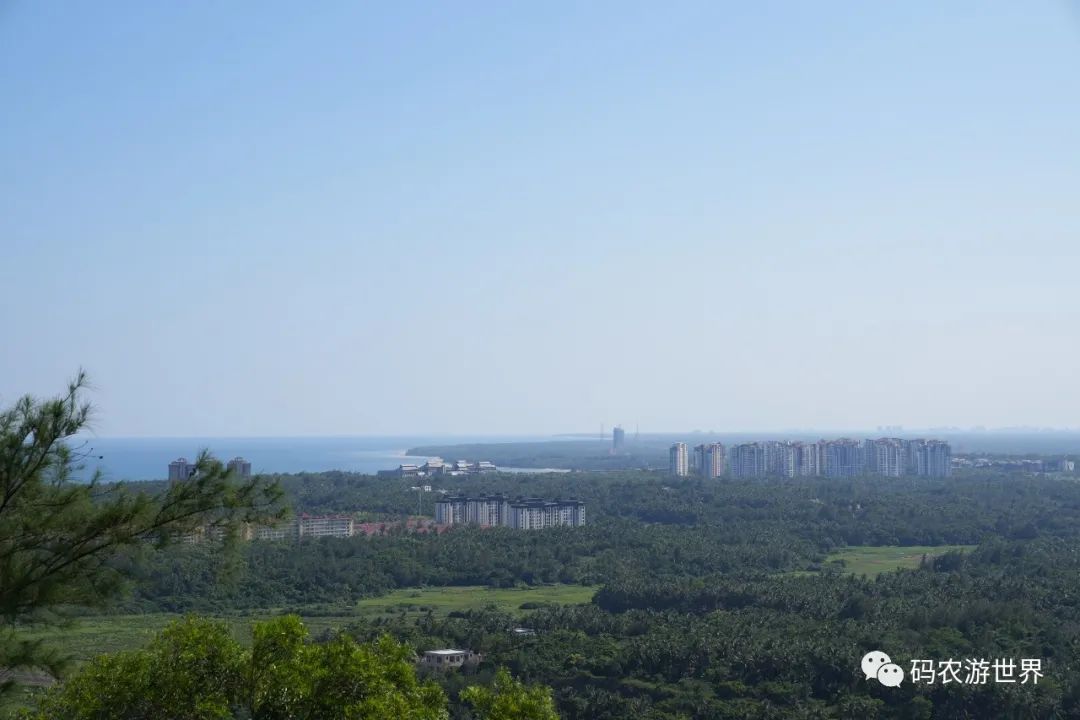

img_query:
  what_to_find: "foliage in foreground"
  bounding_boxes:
[0,373,285,693]
[21,615,556,720]
[460,668,559,720]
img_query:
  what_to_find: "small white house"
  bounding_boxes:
[419,649,480,671]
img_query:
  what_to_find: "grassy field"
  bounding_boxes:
[17,613,185,661]
[355,583,597,616]
[12,584,597,668]
[824,545,976,577]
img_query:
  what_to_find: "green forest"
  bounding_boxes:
[52,470,1080,718]
[10,381,1079,718]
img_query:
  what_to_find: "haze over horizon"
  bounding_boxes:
[72,425,1080,441]
[4,1,1080,436]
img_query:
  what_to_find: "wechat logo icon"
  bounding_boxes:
[862,651,905,687]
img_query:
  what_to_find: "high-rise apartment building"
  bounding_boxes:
[869,438,906,477]
[822,439,864,477]
[434,496,468,525]
[227,457,252,478]
[507,499,586,529]
[435,496,585,529]
[613,426,625,452]
[466,495,509,527]
[168,457,196,482]
[908,439,951,477]
[432,495,508,526]
[794,442,820,476]
[926,440,952,477]
[669,443,689,476]
[730,442,766,478]
[694,443,726,478]
[765,441,798,477]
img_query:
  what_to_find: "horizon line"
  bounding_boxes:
[77,427,1080,440]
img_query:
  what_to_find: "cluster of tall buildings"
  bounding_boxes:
[434,495,586,530]
[669,438,952,478]
[169,456,251,482]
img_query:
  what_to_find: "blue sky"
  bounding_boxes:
[2,1,1079,436]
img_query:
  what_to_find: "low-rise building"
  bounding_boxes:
[419,649,481,671]
[245,514,357,542]
[180,513,456,545]
[296,514,355,539]
[381,458,498,478]
[421,458,445,475]
[254,523,293,541]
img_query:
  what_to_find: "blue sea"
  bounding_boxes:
[70,435,566,483]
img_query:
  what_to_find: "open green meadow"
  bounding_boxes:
[355,583,597,616]
[13,584,598,667]
[824,544,976,577]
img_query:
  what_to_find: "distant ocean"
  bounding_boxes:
[69,435,567,483]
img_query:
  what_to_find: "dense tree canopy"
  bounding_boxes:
[121,470,1080,613]
[342,542,1076,719]
[460,668,558,720]
[94,466,1080,717]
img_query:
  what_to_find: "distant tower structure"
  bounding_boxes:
[227,457,252,478]
[669,443,689,477]
[613,426,625,453]
[168,457,196,482]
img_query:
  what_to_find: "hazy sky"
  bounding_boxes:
[3,1,1079,436]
